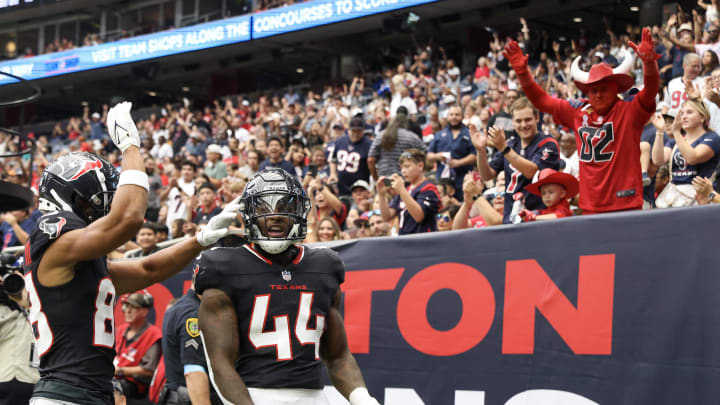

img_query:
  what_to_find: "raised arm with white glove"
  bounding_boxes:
[107,101,141,154]
[107,101,148,193]
[196,197,244,246]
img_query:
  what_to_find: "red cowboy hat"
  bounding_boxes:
[571,48,634,95]
[525,168,579,199]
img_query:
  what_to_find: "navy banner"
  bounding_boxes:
[123,205,720,404]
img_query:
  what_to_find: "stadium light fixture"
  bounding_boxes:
[573,17,582,23]
[296,67,304,74]
[630,6,639,12]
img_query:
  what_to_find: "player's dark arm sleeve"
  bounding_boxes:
[198,288,253,405]
[321,289,368,399]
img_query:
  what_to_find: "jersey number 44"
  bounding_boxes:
[248,292,325,361]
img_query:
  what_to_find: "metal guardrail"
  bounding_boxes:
[2,230,338,261]
[1,245,24,257]
[0,235,191,259]
[122,235,190,259]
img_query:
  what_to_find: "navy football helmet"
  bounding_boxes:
[38,152,119,223]
[240,168,311,254]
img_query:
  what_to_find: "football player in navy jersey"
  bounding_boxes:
[195,168,380,405]
[24,102,240,405]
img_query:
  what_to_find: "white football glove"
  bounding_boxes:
[196,197,244,247]
[107,101,140,153]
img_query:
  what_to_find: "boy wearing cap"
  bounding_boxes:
[378,148,440,235]
[115,292,162,400]
[519,169,579,222]
[193,183,222,224]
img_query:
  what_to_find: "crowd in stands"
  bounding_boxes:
[3,6,720,258]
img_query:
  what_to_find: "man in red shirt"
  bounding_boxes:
[114,292,162,402]
[504,28,660,213]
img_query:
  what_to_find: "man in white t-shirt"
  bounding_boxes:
[661,53,704,118]
[559,130,579,179]
[162,161,197,229]
[389,75,417,119]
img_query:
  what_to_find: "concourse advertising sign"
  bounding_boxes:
[252,0,437,39]
[129,206,720,404]
[0,14,251,84]
[0,0,437,85]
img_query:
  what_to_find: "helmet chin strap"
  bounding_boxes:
[49,190,73,212]
[38,198,61,214]
[256,239,294,255]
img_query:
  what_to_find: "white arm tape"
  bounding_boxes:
[349,387,372,405]
[118,169,149,191]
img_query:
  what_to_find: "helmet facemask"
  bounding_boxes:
[241,170,311,254]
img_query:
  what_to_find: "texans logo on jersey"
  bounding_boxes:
[38,217,67,239]
[673,151,687,170]
[191,263,200,288]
